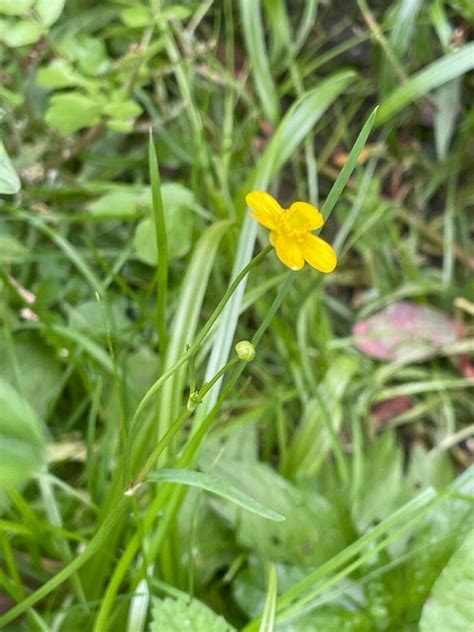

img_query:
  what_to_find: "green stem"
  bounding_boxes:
[131,244,272,430]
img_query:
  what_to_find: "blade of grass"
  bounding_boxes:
[376,42,474,125]
[148,131,168,357]
[149,469,285,521]
[240,0,280,124]
[259,564,278,632]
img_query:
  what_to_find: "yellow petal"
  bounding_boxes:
[271,232,304,270]
[246,191,283,230]
[300,232,337,273]
[287,201,324,231]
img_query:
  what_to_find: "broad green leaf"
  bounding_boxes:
[45,92,102,133]
[35,0,65,27]
[150,468,285,521]
[0,332,63,417]
[0,141,20,194]
[0,234,27,262]
[211,461,350,565]
[0,18,42,47]
[354,431,403,529]
[0,378,45,489]
[0,0,33,15]
[88,189,141,218]
[37,59,84,89]
[133,183,195,264]
[67,299,132,340]
[377,43,474,125]
[120,4,151,28]
[150,597,235,632]
[419,530,474,632]
[103,99,142,120]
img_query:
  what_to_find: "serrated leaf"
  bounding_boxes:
[0,378,45,489]
[150,597,235,632]
[0,141,21,194]
[419,530,474,632]
[45,92,102,133]
[1,18,42,47]
[35,0,65,27]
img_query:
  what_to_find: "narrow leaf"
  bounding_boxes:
[149,468,285,522]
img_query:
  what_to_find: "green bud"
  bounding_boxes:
[235,340,255,362]
[187,390,202,411]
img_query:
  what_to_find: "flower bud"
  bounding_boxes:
[235,340,255,362]
[187,390,202,411]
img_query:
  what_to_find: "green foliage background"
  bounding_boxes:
[1,0,473,630]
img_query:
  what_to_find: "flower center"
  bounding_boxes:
[277,211,308,240]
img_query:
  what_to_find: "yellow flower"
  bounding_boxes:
[246,191,337,273]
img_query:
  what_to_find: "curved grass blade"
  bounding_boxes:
[376,42,474,125]
[149,131,169,356]
[149,468,285,522]
[240,0,280,124]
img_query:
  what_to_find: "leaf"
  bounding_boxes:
[67,299,132,340]
[45,92,102,133]
[0,18,42,47]
[103,99,142,120]
[0,378,45,489]
[0,0,33,15]
[377,43,474,125]
[35,0,66,27]
[37,59,84,89]
[0,332,63,417]
[434,77,461,161]
[353,301,459,362]
[150,468,285,521]
[354,431,403,529]
[120,4,151,28]
[88,189,141,218]
[419,531,474,632]
[150,597,235,632]
[211,461,350,566]
[0,234,27,261]
[133,183,196,264]
[0,142,20,194]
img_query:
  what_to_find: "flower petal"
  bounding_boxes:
[300,232,337,273]
[287,201,324,231]
[246,191,283,230]
[271,232,304,270]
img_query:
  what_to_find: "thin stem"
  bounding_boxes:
[131,245,273,430]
